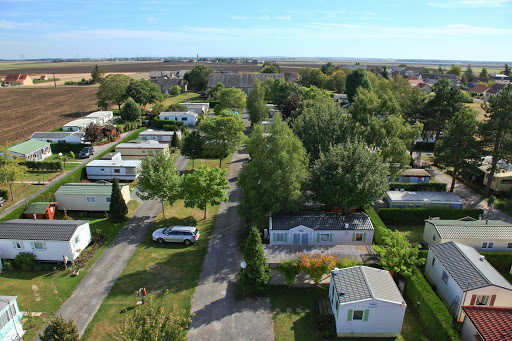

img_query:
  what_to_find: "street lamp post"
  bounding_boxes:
[240,261,247,274]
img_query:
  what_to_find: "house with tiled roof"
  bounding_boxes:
[4,73,33,85]
[55,182,130,212]
[8,139,52,161]
[269,213,374,246]
[425,242,512,321]
[0,219,91,262]
[423,218,512,251]
[469,84,491,96]
[486,83,508,99]
[418,82,432,94]
[329,265,406,337]
[461,306,512,341]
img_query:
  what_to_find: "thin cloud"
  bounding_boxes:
[46,28,229,41]
[231,16,248,20]
[276,16,292,20]
[0,19,49,30]
[428,0,512,7]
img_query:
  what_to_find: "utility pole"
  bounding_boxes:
[53,73,57,88]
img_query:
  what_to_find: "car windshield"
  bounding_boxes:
[163,227,173,234]
[193,229,198,235]
[81,148,89,152]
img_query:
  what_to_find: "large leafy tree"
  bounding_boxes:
[91,64,106,84]
[181,165,229,219]
[298,68,328,88]
[246,77,268,124]
[422,78,465,155]
[480,85,512,197]
[239,227,271,293]
[180,131,204,169]
[120,97,142,122]
[260,61,280,73]
[480,67,489,79]
[238,116,308,225]
[126,79,162,108]
[97,74,132,110]
[320,62,336,75]
[0,147,28,201]
[447,64,462,76]
[184,65,213,91]
[376,230,424,278]
[109,178,128,222]
[345,68,373,102]
[437,107,481,192]
[199,116,245,167]
[327,70,346,93]
[308,141,388,211]
[136,153,182,218]
[293,100,357,162]
[40,315,79,341]
[218,88,246,110]
[110,294,191,341]
[206,82,225,101]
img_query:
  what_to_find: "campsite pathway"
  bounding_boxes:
[0,131,131,219]
[34,155,189,339]
[187,115,274,341]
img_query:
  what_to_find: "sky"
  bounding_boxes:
[1,0,512,61]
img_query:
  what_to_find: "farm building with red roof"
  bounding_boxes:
[4,74,33,86]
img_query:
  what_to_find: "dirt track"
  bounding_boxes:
[0,87,99,145]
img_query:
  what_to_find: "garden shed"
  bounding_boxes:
[23,202,58,220]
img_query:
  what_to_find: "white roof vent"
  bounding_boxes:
[400,188,405,192]
[480,255,485,262]
[344,223,349,229]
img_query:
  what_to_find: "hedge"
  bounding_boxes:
[50,143,88,156]
[414,142,435,152]
[377,208,484,225]
[23,161,63,171]
[405,266,460,341]
[364,206,393,245]
[152,118,184,129]
[0,127,146,222]
[389,182,447,192]
[481,252,512,272]
[0,189,8,199]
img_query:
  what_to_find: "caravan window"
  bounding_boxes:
[320,233,330,242]
[353,310,364,320]
[86,196,96,203]
[114,169,121,174]
[33,242,45,250]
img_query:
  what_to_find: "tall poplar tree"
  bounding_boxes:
[109,178,128,222]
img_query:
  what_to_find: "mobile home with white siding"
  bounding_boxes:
[86,160,142,181]
[329,266,406,337]
[0,220,91,262]
[269,213,374,246]
[55,182,130,212]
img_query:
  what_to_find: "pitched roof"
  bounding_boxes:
[332,266,404,304]
[207,73,284,88]
[116,141,168,149]
[426,219,512,240]
[487,83,507,95]
[421,73,459,80]
[470,84,491,93]
[159,111,198,118]
[63,118,94,127]
[86,160,141,167]
[24,202,57,215]
[462,306,512,341]
[0,219,88,241]
[398,168,431,177]
[139,129,179,136]
[429,242,512,291]
[30,131,85,139]
[271,212,373,231]
[85,111,113,118]
[386,191,464,203]
[9,139,50,155]
[5,74,28,82]
[56,182,126,196]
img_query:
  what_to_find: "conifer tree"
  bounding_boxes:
[109,178,128,223]
[239,227,271,294]
[40,315,79,341]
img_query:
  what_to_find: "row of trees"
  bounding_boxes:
[97,75,162,110]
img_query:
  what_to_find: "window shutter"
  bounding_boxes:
[317,233,320,242]
[329,233,333,242]
[43,243,47,250]
[30,242,35,250]
[273,233,276,243]
[352,233,356,242]
[363,309,369,321]
[490,295,496,306]
[284,233,287,243]
[12,241,16,249]
[363,233,366,242]
[347,309,353,321]
[470,295,477,305]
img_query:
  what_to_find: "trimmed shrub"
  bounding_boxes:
[14,252,37,271]
[50,143,88,156]
[414,142,435,152]
[23,161,63,171]
[389,182,447,192]
[0,189,8,199]
[406,266,460,341]
[377,208,484,225]
[364,206,393,244]
[153,118,184,129]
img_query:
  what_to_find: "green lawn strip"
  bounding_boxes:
[186,154,232,171]
[387,225,424,246]
[0,215,133,340]
[147,91,201,110]
[269,286,429,341]
[0,183,42,213]
[81,200,219,340]
[0,127,145,222]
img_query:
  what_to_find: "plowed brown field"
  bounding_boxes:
[0,87,99,145]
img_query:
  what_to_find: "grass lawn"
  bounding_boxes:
[420,155,435,165]
[269,286,429,341]
[186,153,232,172]
[81,200,220,340]
[465,102,487,122]
[387,225,424,246]
[0,212,136,340]
[0,183,43,213]
[147,91,202,110]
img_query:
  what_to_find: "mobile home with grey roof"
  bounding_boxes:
[55,182,130,212]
